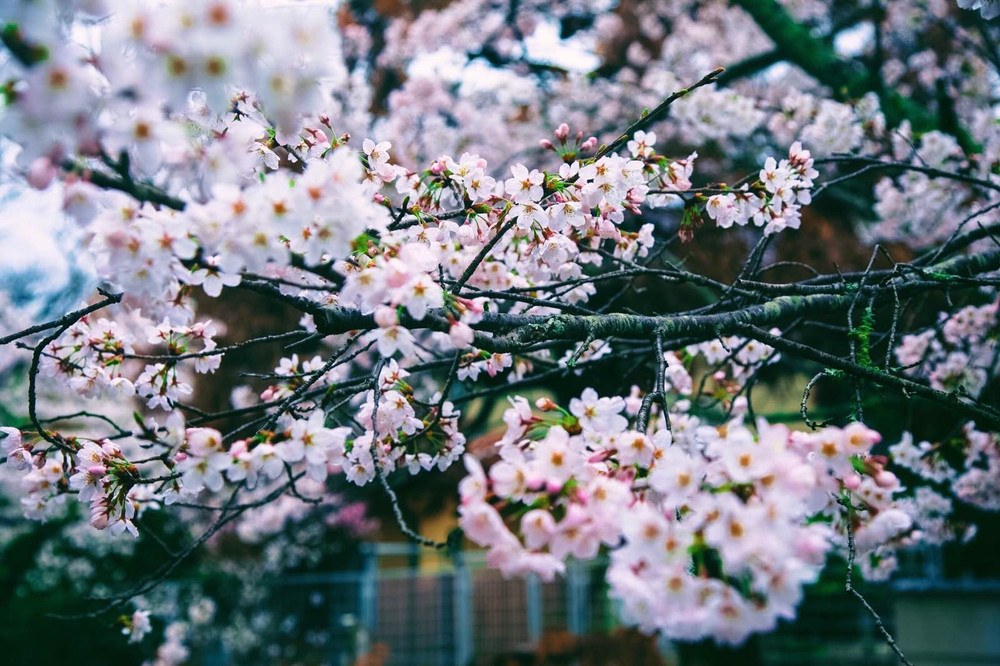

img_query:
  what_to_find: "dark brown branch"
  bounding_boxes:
[60,160,186,211]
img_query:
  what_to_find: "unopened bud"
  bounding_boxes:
[587,450,612,464]
[535,397,558,411]
[843,473,862,490]
[875,470,898,488]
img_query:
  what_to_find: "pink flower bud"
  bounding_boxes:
[588,450,612,464]
[875,470,898,488]
[554,123,570,141]
[843,473,862,490]
[539,139,554,150]
[27,157,56,190]
[545,479,563,494]
[456,296,484,317]
[535,397,558,411]
[374,305,398,328]
[174,451,188,463]
[230,440,248,457]
[88,465,107,477]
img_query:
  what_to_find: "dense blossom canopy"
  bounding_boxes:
[1,0,999,660]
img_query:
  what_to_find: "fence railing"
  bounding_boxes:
[272,543,614,665]
[204,542,986,665]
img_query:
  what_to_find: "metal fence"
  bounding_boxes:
[202,542,928,666]
[272,543,614,665]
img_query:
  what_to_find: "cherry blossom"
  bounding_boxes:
[1,0,999,655]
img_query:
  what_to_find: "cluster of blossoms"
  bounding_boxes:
[348,360,467,485]
[39,316,137,400]
[259,353,345,403]
[178,414,352,497]
[891,423,1000,512]
[768,93,881,157]
[70,439,147,536]
[686,333,781,390]
[335,0,1000,181]
[74,139,391,319]
[869,131,992,247]
[359,0,1000,173]
[233,491,377,544]
[3,0,346,166]
[455,388,945,644]
[350,135,665,300]
[895,299,998,397]
[704,142,817,236]
[5,338,471,526]
[41,117,715,369]
[1,425,148,532]
[2,0,1000,654]
[669,85,766,145]
[38,314,222,410]
[135,321,223,410]
[2,406,368,533]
